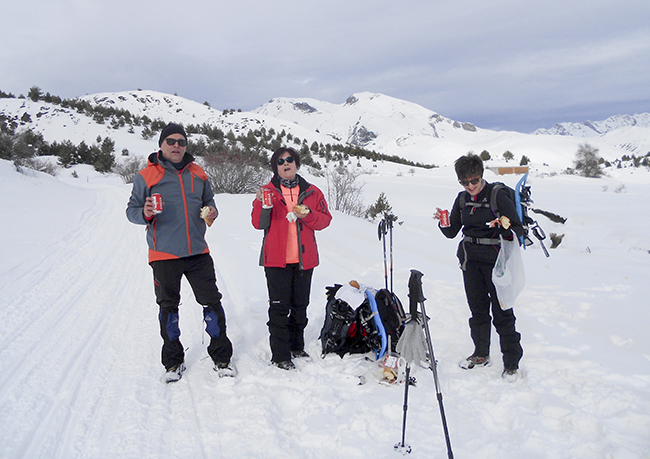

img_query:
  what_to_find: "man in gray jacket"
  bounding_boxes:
[127,123,235,383]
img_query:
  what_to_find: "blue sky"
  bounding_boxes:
[2,0,649,133]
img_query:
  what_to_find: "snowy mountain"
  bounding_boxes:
[533,113,650,156]
[1,89,649,169]
[533,113,650,137]
[253,93,650,167]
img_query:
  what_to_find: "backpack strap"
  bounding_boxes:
[489,183,503,217]
[463,236,501,245]
[459,182,501,223]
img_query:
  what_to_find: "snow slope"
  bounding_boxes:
[1,158,649,459]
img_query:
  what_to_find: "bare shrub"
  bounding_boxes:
[325,164,366,217]
[574,143,603,178]
[21,157,59,176]
[202,148,270,194]
[114,156,146,184]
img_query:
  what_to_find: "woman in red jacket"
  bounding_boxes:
[252,147,332,370]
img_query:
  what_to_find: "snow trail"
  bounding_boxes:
[1,163,649,458]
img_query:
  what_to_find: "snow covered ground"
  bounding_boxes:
[1,158,649,458]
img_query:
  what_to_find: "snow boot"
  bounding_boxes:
[272,360,296,371]
[291,350,312,361]
[502,368,518,382]
[459,354,491,370]
[162,362,186,383]
[214,361,237,378]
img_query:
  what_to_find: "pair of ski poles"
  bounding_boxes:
[378,214,396,292]
[395,270,454,458]
[377,216,453,456]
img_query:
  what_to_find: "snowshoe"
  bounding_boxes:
[214,361,237,378]
[162,362,186,383]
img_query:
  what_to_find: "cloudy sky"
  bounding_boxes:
[2,0,649,133]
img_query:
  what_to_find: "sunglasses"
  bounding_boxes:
[277,156,295,166]
[459,178,481,187]
[165,138,187,147]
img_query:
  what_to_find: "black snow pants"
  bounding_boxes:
[151,254,233,370]
[462,259,523,370]
[264,264,313,363]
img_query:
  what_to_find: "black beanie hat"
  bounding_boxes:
[158,123,187,146]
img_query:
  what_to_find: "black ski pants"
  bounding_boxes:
[462,259,523,370]
[151,254,233,370]
[264,264,313,363]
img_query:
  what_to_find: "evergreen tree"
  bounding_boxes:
[365,192,393,221]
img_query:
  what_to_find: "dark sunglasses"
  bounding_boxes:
[165,138,187,147]
[459,178,481,187]
[277,156,295,166]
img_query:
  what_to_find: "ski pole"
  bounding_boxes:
[378,219,389,290]
[408,270,454,459]
[394,364,412,455]
[388,215,394,293]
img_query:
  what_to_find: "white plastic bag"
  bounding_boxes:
[492,236,525,310]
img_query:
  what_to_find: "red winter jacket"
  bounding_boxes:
[251,175,332,270]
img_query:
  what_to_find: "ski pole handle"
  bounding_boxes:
[407,270,426,317]
[378,219,386,240]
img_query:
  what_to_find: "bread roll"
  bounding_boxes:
[293,204,310,217]
[201,206,214,227]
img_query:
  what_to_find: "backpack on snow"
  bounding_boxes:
[320,285,405,358]
[373,288,406,352]
[320,285,382,357]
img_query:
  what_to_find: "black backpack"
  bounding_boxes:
[320,285,382,357]
[458,182,514,220]
[459,181,536,247]
[374,288,406,352]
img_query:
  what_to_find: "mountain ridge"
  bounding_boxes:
[1,89,648,169]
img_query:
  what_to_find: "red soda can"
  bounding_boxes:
[439,209,450,227]
[262,189,273,208]
[151,193,163,214]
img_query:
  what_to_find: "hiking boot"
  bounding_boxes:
[214,361,237,378]
[291,350,312,361]
[162,362,186,383]
[459,355,491,370]
[502,368,518,382]
[272,359,296,371]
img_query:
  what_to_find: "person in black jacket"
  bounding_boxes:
[434,153,524,380]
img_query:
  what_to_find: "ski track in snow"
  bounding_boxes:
[1,163,649,458]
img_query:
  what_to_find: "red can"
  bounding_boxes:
[439,209,450,227]
[262,189,273,208]
[151,193,163,214]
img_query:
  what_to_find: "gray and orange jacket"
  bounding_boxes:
[126,151,216,263]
